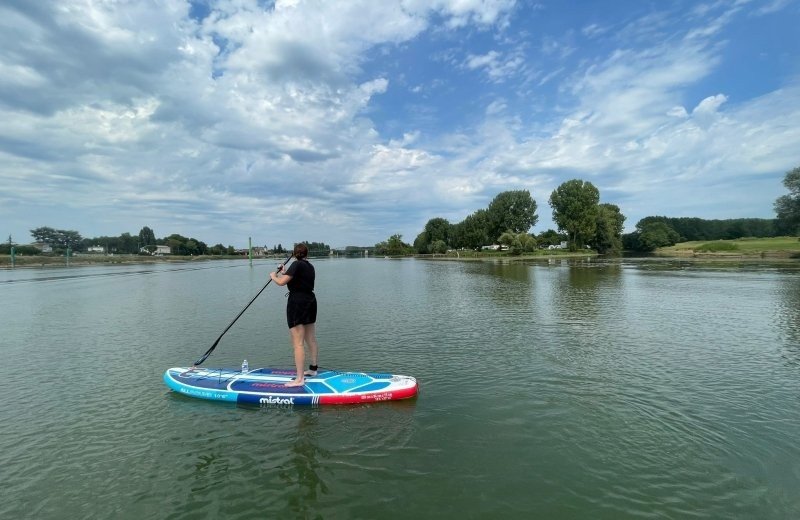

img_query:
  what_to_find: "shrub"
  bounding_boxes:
[695,241,738,252]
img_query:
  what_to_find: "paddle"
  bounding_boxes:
[193,252,294,366]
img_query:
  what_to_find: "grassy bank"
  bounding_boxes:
[417,249,597,261]
[417,236,800,262]
[655,236,800,258]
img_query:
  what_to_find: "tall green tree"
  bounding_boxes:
[775,166,800,235]
[414,217,452,253]
[118,232,138,254]
[30,226,83,250]
[424,218,451,245]
[452,209,490,250]
[593,203,626,254]
[413,231,429,254]
[487,190,538,242]
[549,180,600,250]
[138,226,156,248]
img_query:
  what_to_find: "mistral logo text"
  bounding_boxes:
[260,396,294,405]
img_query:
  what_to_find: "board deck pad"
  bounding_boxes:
[164,367,418,406]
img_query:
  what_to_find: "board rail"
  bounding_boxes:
[164,366,418,406]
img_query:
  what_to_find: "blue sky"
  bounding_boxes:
[1,0,798,249]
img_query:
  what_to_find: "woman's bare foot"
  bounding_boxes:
[284,378,304,387]
[304,370,317,377]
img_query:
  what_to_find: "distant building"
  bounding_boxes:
[140,245,171,255]
[87,245,105,254]
[31,242,53,253]
[234,247,268,257]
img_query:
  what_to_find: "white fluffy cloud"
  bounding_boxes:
[0,0,797,246]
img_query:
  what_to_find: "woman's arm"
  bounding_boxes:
[270,264,292,286]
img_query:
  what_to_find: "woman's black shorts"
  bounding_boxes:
[287,292,317,328]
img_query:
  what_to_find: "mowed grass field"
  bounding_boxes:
[658,236,800,256]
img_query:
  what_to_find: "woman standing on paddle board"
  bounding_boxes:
[270,243,319,387]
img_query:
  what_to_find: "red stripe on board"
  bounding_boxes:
[317,384,418,405]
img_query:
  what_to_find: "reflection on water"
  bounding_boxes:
[279,411,331,516]
[545,260,620,323]
[775,273,800,366]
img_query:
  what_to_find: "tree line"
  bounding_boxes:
[376,165,800,255]
[3,226,330,257]
[392,180,626,256]
[623,165,800,251]
[14,225,227,256]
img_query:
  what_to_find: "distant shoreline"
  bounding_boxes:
[0,254,281,269]
[3,243,799,270]
[417,251,800,264]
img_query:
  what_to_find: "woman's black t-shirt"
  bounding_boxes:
[286,259,315,294]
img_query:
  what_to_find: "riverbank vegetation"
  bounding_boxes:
[2,225,332,261]
[379,166,800,258]
[398,183,625,258]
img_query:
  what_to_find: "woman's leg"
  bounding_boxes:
[304,322,319,375]
[285,324,306,387]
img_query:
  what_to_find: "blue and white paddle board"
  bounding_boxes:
[164,366,418,406]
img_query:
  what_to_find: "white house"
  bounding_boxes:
[31,242,53,253]
[140,245,171,255]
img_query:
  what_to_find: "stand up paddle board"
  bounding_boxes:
[164,367,418,406]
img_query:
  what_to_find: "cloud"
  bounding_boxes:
[753,0,794,15]
[581,23,608,38]
[422,0,517,29]
[464,48,525,82]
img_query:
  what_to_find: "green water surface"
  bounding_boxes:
[1,257,799,519]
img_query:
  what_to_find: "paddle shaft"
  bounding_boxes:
[193,253,294,366]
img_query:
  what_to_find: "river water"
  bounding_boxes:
[1,257,799,519]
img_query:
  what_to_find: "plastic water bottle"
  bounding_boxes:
[241,359,249,373]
